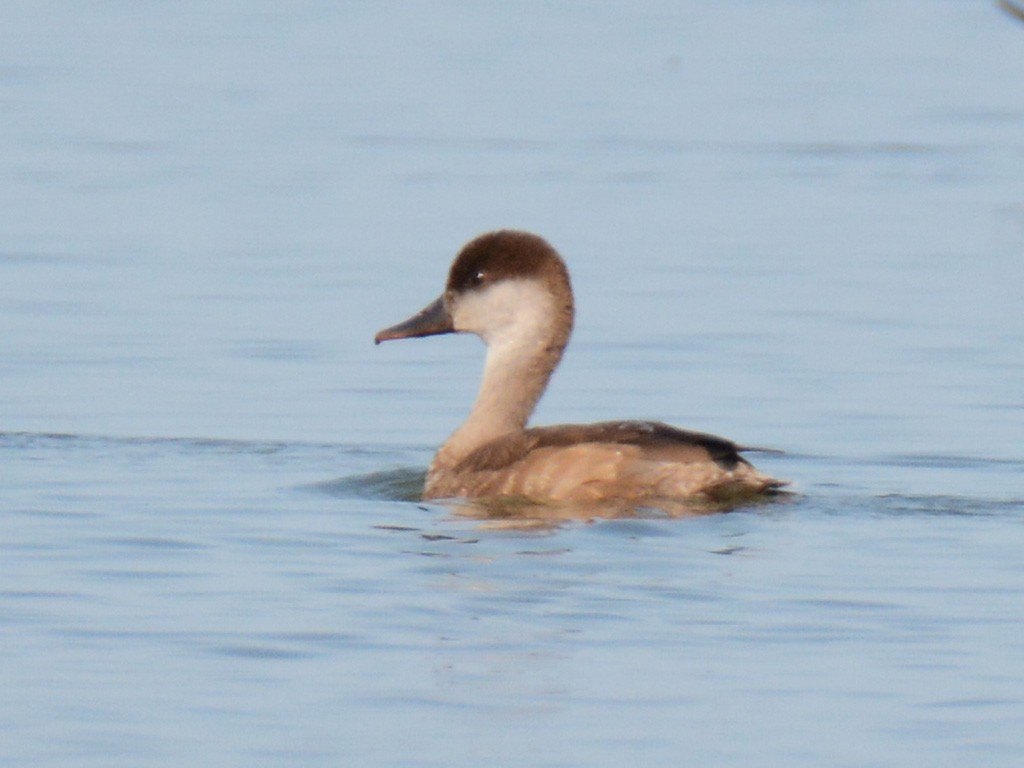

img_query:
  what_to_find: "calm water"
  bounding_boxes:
[3,2,1024,766]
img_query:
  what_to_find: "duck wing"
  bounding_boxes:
[454,420,756,474]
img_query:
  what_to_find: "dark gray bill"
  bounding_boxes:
[374,296,454,344]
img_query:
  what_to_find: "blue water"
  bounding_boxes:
[3,2,1024,766]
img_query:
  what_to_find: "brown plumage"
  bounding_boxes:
[375,230,786,506]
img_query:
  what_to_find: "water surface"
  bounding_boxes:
[2,2,1024,766]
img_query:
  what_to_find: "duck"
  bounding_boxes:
[375,230,786,505]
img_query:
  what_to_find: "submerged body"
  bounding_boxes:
[375,230,784,504]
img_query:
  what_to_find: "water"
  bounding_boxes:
[3,2,1024,766]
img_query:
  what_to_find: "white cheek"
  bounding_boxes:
[451,279,552,346]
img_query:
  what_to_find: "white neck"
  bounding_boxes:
[434,279,568,466]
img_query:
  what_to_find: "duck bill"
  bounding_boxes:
[374,296,454,344]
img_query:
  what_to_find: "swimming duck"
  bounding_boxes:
[375,230,785,504]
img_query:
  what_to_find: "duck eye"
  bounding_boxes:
[469,270,486,288]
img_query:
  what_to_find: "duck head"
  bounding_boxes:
[374,230,574,349]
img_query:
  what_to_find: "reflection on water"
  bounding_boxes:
[332,464,795,529]
[445,493,791,531]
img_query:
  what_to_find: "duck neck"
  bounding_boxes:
[437,330,567,467]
